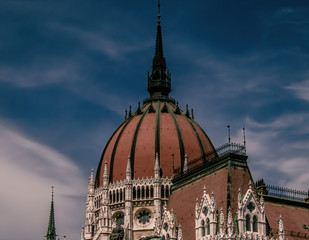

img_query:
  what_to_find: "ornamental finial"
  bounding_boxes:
[158,0,161,22]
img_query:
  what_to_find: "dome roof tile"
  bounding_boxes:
[95,101,217,186]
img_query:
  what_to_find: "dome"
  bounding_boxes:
[94,6,216,187]
[95,100,216,186]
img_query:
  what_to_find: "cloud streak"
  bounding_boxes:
[239,114,309,191]
[0,120,87,240]
[286,80,309,102]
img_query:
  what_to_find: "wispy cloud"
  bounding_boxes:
[236,114,309,191]
[0,62,81,88]
[0,120,87,240]
[286,80,309,102]
[51,23,153,61]
[245,113,309,130]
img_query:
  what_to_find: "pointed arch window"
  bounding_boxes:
[161,185,165,198]
[145,186,149,198]
[137,187,141,199]
[142,186,145,199]
[165,186,169,198]
[133,187,136,200]
[246,214,251,231]
[253,215,258,232]
[201,220,205,237]
[206,218,210,235]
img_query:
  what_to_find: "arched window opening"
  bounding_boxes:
[165,186,169,198]
[253,215,258,232]
[201,220,205,237]
[206,218,210,235]
[133,187,136,200]
[142,186,145,199]
[246,214,251,231]
[150,186,154,198]
[115,212,124,226]
[116,190,119,202]
[109,192,112,203]
[137,187,141,199]
[91,225,95,237]
[146,186,150,199]
[123,190,125,201]
[161,185,165,198]
[113,191,116,203]
[120,189,123,202]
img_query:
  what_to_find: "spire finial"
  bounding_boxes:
[158,0,161,22]
[227,124,231,144]
[243,127,246,154]
[51,186,54,202]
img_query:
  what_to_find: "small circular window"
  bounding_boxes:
[137,210,151,225]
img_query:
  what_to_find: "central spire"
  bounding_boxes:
[45,187,57,240]
[147,0,171,101]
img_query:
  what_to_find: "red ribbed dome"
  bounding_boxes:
[95,101,216,186]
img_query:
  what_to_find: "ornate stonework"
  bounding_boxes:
[81,154,173,240]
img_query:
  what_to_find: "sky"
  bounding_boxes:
[0,0,308,239]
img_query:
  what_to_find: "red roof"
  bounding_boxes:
[95,101,216,186]
[265,200,309,239]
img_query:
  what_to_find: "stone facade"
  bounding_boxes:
[81,154,173,240]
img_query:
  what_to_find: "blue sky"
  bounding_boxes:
[0,1,308,239]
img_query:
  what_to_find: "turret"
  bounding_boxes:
[84,170,95,239]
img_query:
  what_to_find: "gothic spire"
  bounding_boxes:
[147,0,171,101]
[46,187,57,240]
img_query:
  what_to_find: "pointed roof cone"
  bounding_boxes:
[136,101,143,115]
[125,109,128,120]
[191,108,194,119]
[90,168,94,183]
[227,207,233,235]
[183,153,188,173]
[45,187,57,240]
[278,215,285,240]
[103,161,108,186]
[219,207,225,234]
[103,162,108,177]
[126,155,132,180]
[154,152,160,176]
[185,104,190,117]
[128,105,132,118]
[88,169,94,195]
